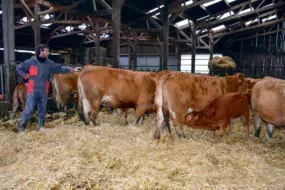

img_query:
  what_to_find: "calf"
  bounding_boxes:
[186,93,249,137]
[12,82,27,118]
[252,77,285,139]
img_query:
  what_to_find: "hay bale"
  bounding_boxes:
[209,56,236,70]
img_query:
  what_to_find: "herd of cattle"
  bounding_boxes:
[12,65,285,140]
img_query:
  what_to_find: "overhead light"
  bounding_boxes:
[203,0,221,7]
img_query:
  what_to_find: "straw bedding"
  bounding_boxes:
[0,110,284,189]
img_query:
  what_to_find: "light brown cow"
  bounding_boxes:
[251,77,285,139]
[154,72,249,139]
[186,93,249,137]
[78,66,157,126]
[12,82,27,118]
[52,72,80,113]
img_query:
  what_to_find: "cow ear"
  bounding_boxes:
[225,73,230,76]
[236,73,244,83]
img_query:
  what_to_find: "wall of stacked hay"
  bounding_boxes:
[0,110,284,189]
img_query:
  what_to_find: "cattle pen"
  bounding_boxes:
[0,0,285,189]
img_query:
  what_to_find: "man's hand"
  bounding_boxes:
[24,74,30,79]
[74,67,82,72]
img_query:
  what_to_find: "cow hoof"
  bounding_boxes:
[93,122,101,126]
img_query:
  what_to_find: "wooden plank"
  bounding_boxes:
[162,0,169,70]
[34,2,41,47]
[111,0,121,68]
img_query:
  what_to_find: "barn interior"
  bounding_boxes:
[0,1,285,189]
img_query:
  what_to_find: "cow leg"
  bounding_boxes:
[241,110,250,136]
[117,108,128,125]
[89,100,101,126]
[131,105,147,127]
[254,113,262,138]
[81,98,91,125]
[173,121,185,139]
[138,114,145,125]
[12,99,20,119]
[266,123,274,139]
[154,107,165,139]
[219,120,229,137]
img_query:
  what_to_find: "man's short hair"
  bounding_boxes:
[36,44,49,56]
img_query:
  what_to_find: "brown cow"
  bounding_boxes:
[154,72,248,139]
[186,93,249,137]
[12,82,27,118]
[251,77,285,139]
[78,66,157,126]
[52,72,80,113]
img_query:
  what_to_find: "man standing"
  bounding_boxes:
[16,44,80,132]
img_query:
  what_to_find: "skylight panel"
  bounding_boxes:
[197,15,210,21]
[0,11,2,15]
[245,19,258,26]
[219,11,234,19]
[78,23,87,30]
[212,24,226,32]
[203,0,221,7]
[263,3,273,8]
[41,23,52,27]
[262,14,277,22]
[226,0,236,3]
[174,19,192,29]
[238,7,253,15]
[65,26,74,32]
[181,0,193,6]
[147,5,164,14]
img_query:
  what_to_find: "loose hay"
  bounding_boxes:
[209,56,237,70]
[0,110,284,189]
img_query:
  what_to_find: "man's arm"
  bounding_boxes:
[16,60,30,79]
[49,60,73,74]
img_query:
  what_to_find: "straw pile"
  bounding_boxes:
[0,110,284,189]
[209,56,237,70]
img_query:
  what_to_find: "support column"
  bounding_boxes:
[111,0,122,68]
[209,30,214,74]
[162,0,169,70]
[128,45,132,70]
[191,22,196,74]
[96,21,100,65]
[176,45,181,71]
[2,0,16,101]
[240,40,243,67]
[34,2,41,47]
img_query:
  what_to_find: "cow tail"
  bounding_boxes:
[77,74,88,124]
[52,74,61,110]
[12,85,20,118]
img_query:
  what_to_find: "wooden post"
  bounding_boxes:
[95,21,100,65]
[2,0,16,102]
[128,45,131,70]
[111,0,121,68]
[34,2,41,47]
[209,30,214,60]
[191,22,196,74]
[162,0,169,70]
[175,45,181,71]
[240,40,243,68]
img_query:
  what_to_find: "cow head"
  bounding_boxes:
[226,73,248,94]
[186,112,199,124]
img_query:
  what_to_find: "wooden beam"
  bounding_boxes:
[196,0,259,26]
[236,27,285,42]
[215,17,285,38]
[169,0,212,24]
[50,30,88,39]
[97,0,112,9]
[20,0,35,18]
[191,22,196,74]
[34,2,40,47]
[129,28,162,33]
[111,0,121,68]
[96,21,101,65]
[162,0,169,70]
[198,1,285,28]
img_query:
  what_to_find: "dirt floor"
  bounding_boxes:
[0,110,284,189]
